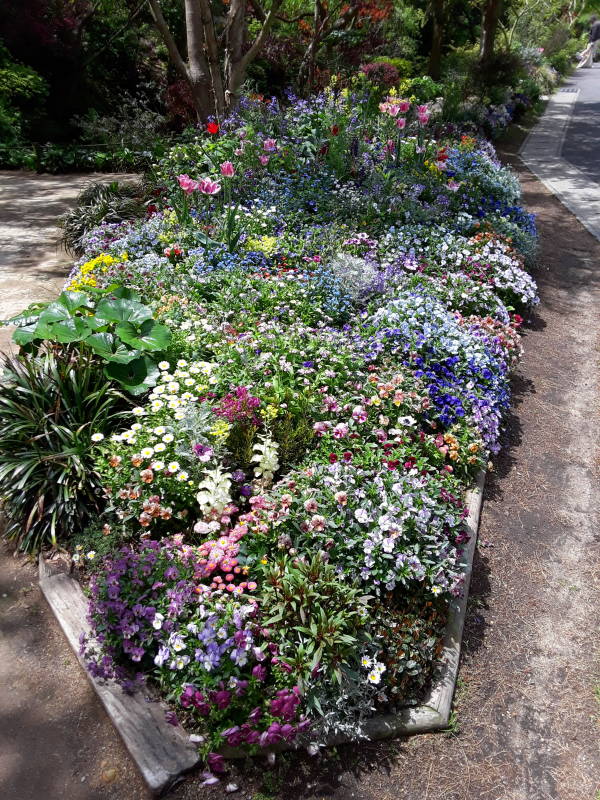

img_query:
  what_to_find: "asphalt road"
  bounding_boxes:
[561,65,600,183]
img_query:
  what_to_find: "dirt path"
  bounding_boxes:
[0,170,149,800]
[0,152,599,800]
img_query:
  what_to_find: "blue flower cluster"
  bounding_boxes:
[357,292,510,451]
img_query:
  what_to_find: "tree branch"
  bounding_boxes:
[238,0,285,74]
[147,0,189,81]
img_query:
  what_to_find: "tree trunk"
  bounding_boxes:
[224,0,246,108]
[480,0,503,65]
[428,0,445,80]
[184,0,215,121]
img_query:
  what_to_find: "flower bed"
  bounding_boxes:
[5,88,538,785]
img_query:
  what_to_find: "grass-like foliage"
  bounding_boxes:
[61,180,146,256]
[0,346,126,552]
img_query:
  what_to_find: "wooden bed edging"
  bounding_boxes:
[38,468,485,789]
[38,557,201,796]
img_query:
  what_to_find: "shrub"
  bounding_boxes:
[0,347,126,552]
[61,180,147,256]
[360,61,400,88]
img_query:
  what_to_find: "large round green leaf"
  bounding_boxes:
[105,355,159,393]
[46,317,92,344]
[86,332,140,363]
[115,319,171,352]
[57,291,91,313]
[95,297,153,325]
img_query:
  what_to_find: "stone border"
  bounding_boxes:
[38,469,485,791]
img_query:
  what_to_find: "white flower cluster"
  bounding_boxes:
[251,434,280,486]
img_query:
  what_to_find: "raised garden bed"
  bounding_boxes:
[4,88,538,790]
[39,469,484,794]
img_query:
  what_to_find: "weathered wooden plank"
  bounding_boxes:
[38,564,201,796]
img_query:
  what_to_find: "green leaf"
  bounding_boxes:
[12,324,37,346]
[115,319,171,352]
[104,355,159,392]
[45,317,92,343]
[56,291,91,313]
[5,301,48,326]
[86,333,140,363]
[95,297,153,325]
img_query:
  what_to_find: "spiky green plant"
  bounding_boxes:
[0,346,127,552]
[60,180,146,255]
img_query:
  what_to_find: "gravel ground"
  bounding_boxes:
[0,143,598,800]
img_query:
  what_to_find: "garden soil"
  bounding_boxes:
[0,146,599,800]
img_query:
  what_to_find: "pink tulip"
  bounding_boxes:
[177,174,198,194]
[417,113,430,126]
[198,178,221,195]
[259,155,270,166]
[263,138,277,152]
[398,100,411,113]
[220,161,235,177]
[384,139,395,153]
[416,104,429,114]
[378,102,389,113]
[447,180,460,192]
[396,117,406,130]
[387,104,399,117]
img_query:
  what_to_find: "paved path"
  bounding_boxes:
[520,68,600,241]
[562,66,600,181]
[0,171,136,351]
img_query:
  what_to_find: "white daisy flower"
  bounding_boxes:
[162,434,174,443]
[167,461,180,473]
[86,550,97,560]
[173,411,185,420]
[177,359,188,367]
[140,447,154,459]
[151,460,165,470]
[91,433,104,442]
[153,426,167,435]
[154,442,166,452]
[151,400,164,411]
[132,407,145,417]
[131,423,142,431]
[158,361,170,370]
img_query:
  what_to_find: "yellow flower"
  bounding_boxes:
[210,419,231,442]
[245,235,278,256]
[260,404,278,420]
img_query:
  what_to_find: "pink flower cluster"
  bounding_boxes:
[379,98,411,116]
[177,174,222,195]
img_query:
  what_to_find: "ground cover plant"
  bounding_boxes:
[2,85,539,786]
